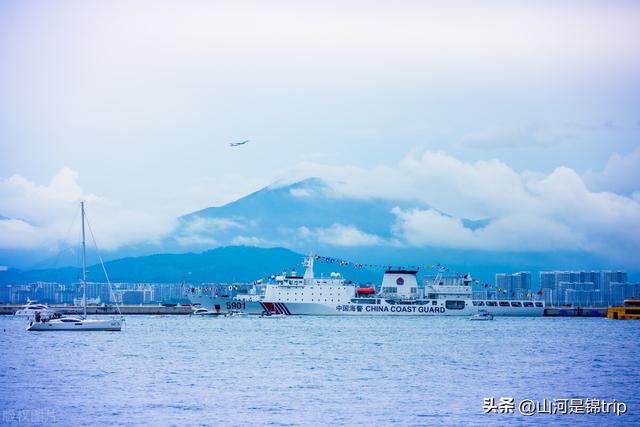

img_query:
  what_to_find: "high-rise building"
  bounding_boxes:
[609,282,640,306]
[538,270,628,306]
[557,282,597,306]
[495,272,531,299]
[0,286,12,303]
[602,271,628,304]
[513,272,531,298]
[32,282,61,303]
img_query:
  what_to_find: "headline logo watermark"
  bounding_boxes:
[483,397,628,416]
[2,409,57,423]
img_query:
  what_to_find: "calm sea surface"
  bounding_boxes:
[1,315,639,426]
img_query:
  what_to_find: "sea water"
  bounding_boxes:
[1,315,639,426]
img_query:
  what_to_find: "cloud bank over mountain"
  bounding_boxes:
[0,168,175,252]
[279,151,640,260]
[583,147,640,196]
[1,150,639,267]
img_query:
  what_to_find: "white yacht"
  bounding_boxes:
[224,309,248,317]
[28,314,122,331]
[190,256,545,316]
[28,202,123,332]
[15,300,56,319]
[192,307,220,316]
[470,309,494,321]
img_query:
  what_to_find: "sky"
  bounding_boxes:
[1,0,639,263]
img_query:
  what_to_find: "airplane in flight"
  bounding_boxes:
[229,140,249,147]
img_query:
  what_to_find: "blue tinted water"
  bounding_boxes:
[1,315,639,426]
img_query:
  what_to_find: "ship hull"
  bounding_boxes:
[189,294,266,314]
[189,295,544,316]
[263,301,543,316]
[27,318,122,331]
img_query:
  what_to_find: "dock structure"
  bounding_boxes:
[543,307,607,317]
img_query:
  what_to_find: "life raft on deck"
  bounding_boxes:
[356,287,375,295]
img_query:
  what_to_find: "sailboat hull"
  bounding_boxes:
[27,318,122,331]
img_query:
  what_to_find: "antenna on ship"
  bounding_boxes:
[303,253,315,282]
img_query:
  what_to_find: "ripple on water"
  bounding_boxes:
[1,316,639,426]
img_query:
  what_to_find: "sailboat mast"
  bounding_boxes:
[81,201,87,319]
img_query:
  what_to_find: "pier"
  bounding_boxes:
[543,307,607,317]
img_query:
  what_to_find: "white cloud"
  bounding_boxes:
[391,208,581,252]
[174,216,253,247]
[174,235,218,248]
[289,188,312,197]
[0,168,176,251]
[0,167,82,226]
[230,236,273,247]
[311,224,383,247]
[459,124,562,149]
[0,219,53,250]
[182,217,244,234]
[460,121,619,150]
[583,148,640,195]
[297,226,313,238]
[2,150,640,265]
[282,150,640,261]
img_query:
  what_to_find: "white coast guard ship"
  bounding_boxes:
[189,256,544,316]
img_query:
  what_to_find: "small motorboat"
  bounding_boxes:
[225,309,248,317]
[470,310,494,321]
[259,310,285,318]
[192,307,220,316]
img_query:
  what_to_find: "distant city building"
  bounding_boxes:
[609,282,640,306]
[113,287,154,305]
[602,271,627,304]
[32,282,60,303]
[494,272,531,299]
[0,286,10,303]
[0,281,188,305]
[56,289,77,305]
[539,270,629,307]
[565,289,600,307]
[558,282,598,306]
[73,297,102,306]
[149,283,184,303]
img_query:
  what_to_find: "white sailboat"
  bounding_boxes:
[28,201,123,332]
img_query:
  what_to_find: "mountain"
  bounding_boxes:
[1,178,634,285]
[168,178,421,250]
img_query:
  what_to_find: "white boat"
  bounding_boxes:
[191,255,545,316]
[259,311,285,318]
[469,309,494,321]
[224,309,248,317]
[27,316,122,331]
[192,307,220,316]
[15,300,56,319]
[28,202,122,332]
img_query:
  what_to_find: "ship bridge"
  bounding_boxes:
[380,270,419,299]
[423,275,473,299]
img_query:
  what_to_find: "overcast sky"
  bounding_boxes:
[1,0,639,260]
